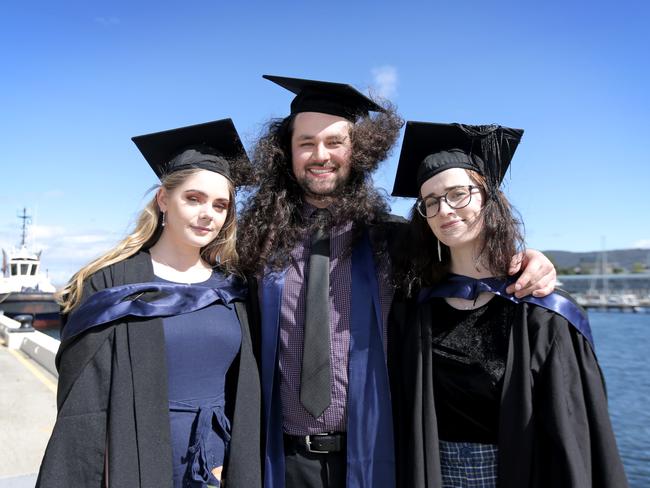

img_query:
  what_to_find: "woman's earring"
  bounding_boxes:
[161,212,166,227]
[437,239,442,261]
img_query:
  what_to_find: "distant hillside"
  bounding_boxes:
[543,248,650,274]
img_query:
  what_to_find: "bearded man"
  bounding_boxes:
[237,75,556,488]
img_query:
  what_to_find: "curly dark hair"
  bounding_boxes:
[395,170,525,296]
[237,103,404,274]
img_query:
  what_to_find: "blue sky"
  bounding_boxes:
[1,0,649,285]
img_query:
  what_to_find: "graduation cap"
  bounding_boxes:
[131,118,249,182]
[391,122,524,198]
[263,74,384,121]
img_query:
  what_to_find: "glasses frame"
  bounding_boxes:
[416,185,481,219]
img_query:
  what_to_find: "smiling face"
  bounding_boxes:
[157,169,231,252]
[419,167,484,252]
[290,111,353,207]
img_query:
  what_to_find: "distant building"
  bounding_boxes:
[558,274,650,295]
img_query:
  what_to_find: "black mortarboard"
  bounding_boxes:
[131,118,248,182]
[391,122,524,198]
[263,74,385,121]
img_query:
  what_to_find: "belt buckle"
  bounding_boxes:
[304,434,330,454]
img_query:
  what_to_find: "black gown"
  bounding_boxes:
[388,291,629,488]
[36,251,262,488]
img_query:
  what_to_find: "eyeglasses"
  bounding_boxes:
[416,185,481,218]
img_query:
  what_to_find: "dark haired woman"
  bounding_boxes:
[37,120,261,488]
[389,122,628,488]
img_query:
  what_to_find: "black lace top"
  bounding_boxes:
[428,296,514,443]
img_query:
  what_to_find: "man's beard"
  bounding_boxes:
[295,171,383,226]
[296,172,348,202]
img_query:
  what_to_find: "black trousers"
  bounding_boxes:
[284,442,347,488]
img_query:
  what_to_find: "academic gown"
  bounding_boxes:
[258,216,407,488]
[389,291,629,488]
[36,251,262,488]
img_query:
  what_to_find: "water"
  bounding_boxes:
[40,311,650,484]
[590,311,650,486]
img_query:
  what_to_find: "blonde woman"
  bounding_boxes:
[37,120,261,488]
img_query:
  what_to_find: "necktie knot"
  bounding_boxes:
[310,209,331,253]
[311,208,330,220]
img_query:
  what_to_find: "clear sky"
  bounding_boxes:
[1,0,649,285]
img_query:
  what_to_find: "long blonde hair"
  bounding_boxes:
[59,168,239,313]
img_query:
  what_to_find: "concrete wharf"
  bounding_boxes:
[0,317,57,487]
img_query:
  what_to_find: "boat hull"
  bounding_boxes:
[0,292,61,330]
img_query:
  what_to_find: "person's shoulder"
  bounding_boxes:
[367,213,408,256]
[83,265,115,296]
[83,252,152,298]
[210,268,248,291]
[517,289,592,347]
[367,213,408,237]
[552,287,585,310]
[524,288,586,322]
[375,213,408,226]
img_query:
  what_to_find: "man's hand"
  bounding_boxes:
[506,249,556,298]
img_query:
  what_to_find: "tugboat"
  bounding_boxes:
[0,208,60,330]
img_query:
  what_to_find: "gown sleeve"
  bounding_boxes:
[37,268,117,487]
[532,309,628,488]
[388,295,443,488]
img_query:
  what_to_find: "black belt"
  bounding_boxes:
[284,432,346,454]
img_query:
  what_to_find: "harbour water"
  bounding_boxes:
[590,311,650,486]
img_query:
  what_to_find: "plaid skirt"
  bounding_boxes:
[439,440,499,488]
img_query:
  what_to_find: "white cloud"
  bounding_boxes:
[40,231,121,285]
[28,224,66,240]
[46,269,77,287]
[633,239,650,249]
[371,65,398,99]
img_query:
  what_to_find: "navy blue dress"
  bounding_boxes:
[157,273,242,488]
